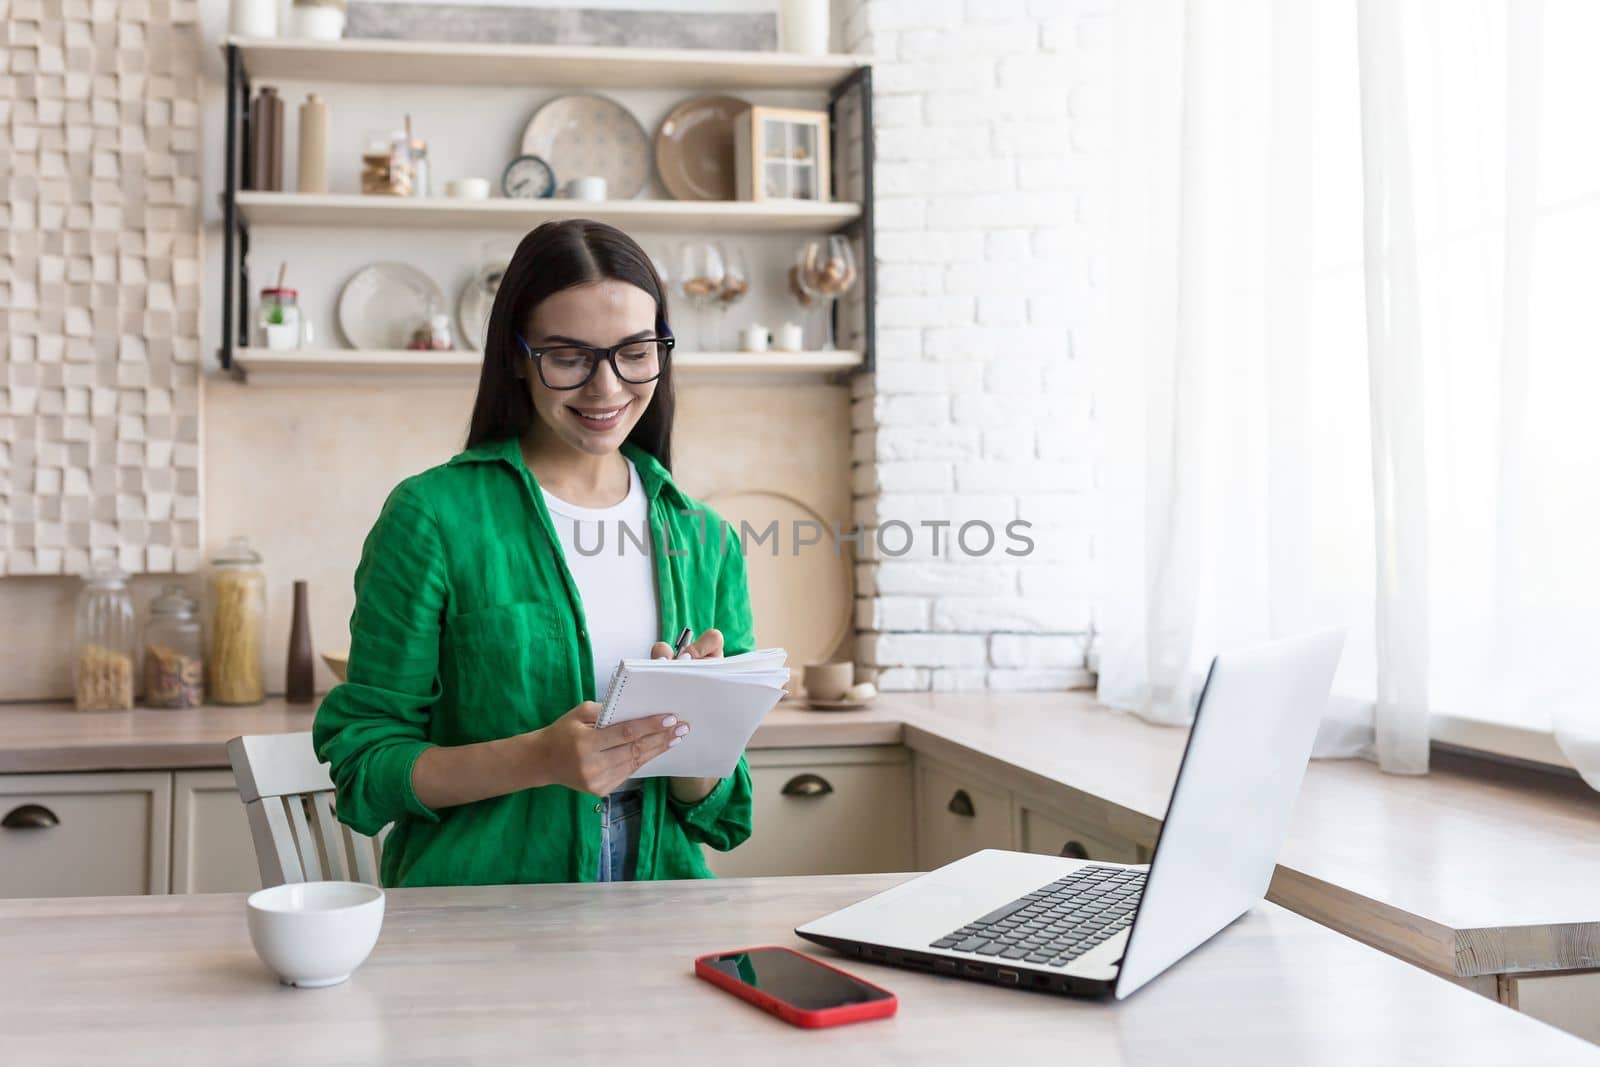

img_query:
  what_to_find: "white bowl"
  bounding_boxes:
[246,881,385,989]
[444,177,491,200]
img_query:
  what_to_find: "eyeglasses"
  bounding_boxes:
[515,334,675,390]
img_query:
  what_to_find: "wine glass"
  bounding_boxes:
[715,245,750,351]
[677,241,725,352]
[795,236,859,351]
[648,245,672,292]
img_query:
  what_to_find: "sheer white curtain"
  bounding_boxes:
[1099,0,1600,784]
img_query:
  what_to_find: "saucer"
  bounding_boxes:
[806,697,873,712]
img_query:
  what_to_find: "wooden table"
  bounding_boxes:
[2,875,1595,1066]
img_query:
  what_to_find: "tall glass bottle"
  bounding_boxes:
[74,563,136,711]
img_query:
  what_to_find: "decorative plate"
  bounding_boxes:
[337,262,446,351]
[702,489,853,670]
[521,94,649,200]
[456,263,504,352]
[655,94,749,201]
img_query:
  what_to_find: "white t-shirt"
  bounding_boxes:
[541,459,659,789]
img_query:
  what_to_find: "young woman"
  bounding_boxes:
[314,220,755,887]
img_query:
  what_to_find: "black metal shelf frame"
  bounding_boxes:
[218,44,875,376]
[827,65,875,375]
[220,43,250,374]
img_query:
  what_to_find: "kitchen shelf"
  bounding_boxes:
[226,36,868,90]
[219,42,876,374]
[235,192,862,233]
[232,348,863,386]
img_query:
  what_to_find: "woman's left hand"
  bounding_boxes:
[652,629,723,804]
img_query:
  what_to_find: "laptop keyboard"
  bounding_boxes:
[928,865,1146,968]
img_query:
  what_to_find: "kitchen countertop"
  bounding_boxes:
[3,875,1595,1066]
[0,697,905,774]
[3,690,1597,980]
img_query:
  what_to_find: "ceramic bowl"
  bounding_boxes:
[321,648,349,682]
[246,881,385,988]
[445,177,491,200]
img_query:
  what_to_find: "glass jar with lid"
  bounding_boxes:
[257,287,302,351]
[208,536,267,705]
[74,562,137,711]
[360,129,413,196]
[143,584,205,709]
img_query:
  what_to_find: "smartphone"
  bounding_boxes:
[695,946,898,1029]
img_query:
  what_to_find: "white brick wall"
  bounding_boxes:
[844,0,1108,692]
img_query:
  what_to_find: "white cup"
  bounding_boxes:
[286,4,345,40]
[774,321,804,351]
[444,177,491,201]
[566,176,608,201]
[739,324,770,352]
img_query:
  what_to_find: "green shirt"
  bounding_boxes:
[313,437,755,887]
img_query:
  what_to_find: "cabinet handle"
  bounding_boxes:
[1059,840,1090,860]
[781,773,834,798]
[2,803,60,830]
[947,789,976,818]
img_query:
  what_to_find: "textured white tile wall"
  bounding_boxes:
[844,0,1109,691]
[1,0,205,577]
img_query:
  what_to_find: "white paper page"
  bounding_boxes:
[597,653,789,778]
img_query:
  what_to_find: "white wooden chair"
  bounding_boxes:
[226,731,384,887]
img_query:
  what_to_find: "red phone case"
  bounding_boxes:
[694,946,899,1029]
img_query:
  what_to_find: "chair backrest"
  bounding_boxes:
[226,731,383,887]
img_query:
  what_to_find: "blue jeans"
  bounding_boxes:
[597,788,643,882]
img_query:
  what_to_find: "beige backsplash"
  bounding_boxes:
[0,377,851,702]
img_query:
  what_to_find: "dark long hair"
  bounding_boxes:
[466,219,674,469]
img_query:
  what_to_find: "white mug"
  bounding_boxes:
[774,321,804,351]
[566,176,607,201]
[739,324,770,352]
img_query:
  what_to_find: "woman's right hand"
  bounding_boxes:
[528,701,690,796]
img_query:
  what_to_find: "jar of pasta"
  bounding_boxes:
[74,563,137,711]
[208,536,267,705]
[143,584,205,709]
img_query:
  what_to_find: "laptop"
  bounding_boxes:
[796,629,1344,999]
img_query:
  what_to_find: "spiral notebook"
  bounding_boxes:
[597,648,790,778]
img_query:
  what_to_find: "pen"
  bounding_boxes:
[671,627,693,658]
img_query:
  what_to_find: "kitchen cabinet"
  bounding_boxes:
[171,770,262,894]
[0,772,171,897]
[1011,780,1152,863]
[1017,806,1145,863]
[0,748,1145,897]
[1507,971,1600,1045]
[913,756,1012,870]
[913,756,1148,871]
[706,746,913,878]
